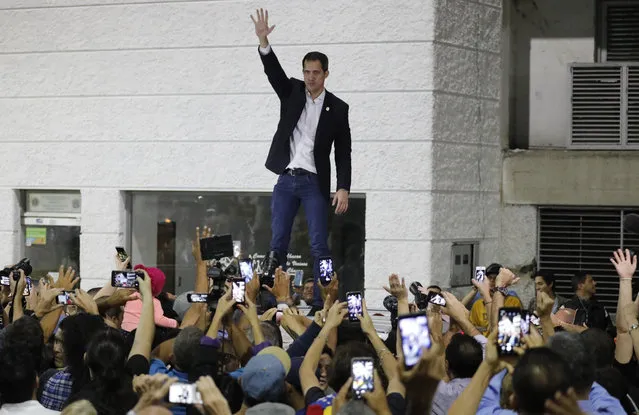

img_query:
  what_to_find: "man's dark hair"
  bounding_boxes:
[445,334,483,379]
[571,272,589,292]
[548,332,596,394]
[581,328,615,369]
[302,52,329,72]
[534,269,556,292]
[328,341,377,392]
[513,348,571,414]
[426,285,442,293]
[0,320,43,403]
[173,327,204,372]
[486,263,502,277]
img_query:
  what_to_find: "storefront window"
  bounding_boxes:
[130,192,365,295]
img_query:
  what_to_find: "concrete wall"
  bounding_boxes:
[0,0,503,300]
[428,0,503,289]
[509,0,596,148]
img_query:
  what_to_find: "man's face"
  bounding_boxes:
[581,275,596,295]
[303,60,328,96]
[534,276,552,296]
[318,353,332,390]
[53,328,65,368]
[302,281,314,303]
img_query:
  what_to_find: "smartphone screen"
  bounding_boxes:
[351,358,374,398]
[346,291,363,322]
[239,259,253,282]
[56,292,74,305]
[530,313,541,326]
[318,257,333,286]
[498,308,523,355]
[0,275,10,286]
[520,311,531,335]
[428,293,446,306]
[398,313,432,369]
[232,279,245,304]
[168,383,202,405]
[23,277,31,296]
[475,266,486,282]
[111,271,140,289]
[187,293,209,303]
[115,247,129,263]
[293,270,304,287]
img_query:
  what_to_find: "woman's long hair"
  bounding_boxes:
[82,328,137,414]
[60,314,106,395]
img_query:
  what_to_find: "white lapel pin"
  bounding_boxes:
[326,107,330,111]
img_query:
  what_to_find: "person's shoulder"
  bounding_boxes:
[327,92,349,109]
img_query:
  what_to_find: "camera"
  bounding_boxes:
[0,258,33,281]
[259,251,280,288]
[409,282,429,310]
[206,257,239,308]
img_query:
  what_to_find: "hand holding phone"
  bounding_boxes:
[475,266,486,282]
[168,383,202,405]
[398,313,431,369]
[428,293,446,306]
[239,259,254,282]
[318,257,334,287]
[346,291,363,322]
[497,307,523,355]
[111,271,142,289]
[56,291,74,305]
[232,278,245,304]
[351,358,374,399]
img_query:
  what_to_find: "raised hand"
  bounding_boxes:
[263,267,290,303]
[611,248,637,280]
[250,8,275,46]
[383,274,408,301]
[191,226,212,264]
[325,300,348,329]
[71,289,99,315]
[357,299,376,336]
[495,268,519,289]
[54,266,79,291]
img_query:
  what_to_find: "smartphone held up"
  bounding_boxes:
[111,271,143,289]
[351,357,374,399]
[398,312,431,369]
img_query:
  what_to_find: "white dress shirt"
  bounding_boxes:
[260,45,323,173]
[0,400,60,414]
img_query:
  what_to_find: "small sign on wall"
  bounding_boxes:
[25,227,47,246]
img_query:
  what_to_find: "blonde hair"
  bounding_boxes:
[61,400,97,415]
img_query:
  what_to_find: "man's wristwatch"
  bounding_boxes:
[630,323,639,332]
[491,287,509,297]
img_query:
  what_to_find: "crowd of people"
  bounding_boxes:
[0,227,638,415]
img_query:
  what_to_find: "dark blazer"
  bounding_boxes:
[259,47,352,202]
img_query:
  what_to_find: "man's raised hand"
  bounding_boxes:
[250,8,275,47]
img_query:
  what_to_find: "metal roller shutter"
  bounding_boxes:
[538,207,639,311]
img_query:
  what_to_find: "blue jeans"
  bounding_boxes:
[270,173,329,308]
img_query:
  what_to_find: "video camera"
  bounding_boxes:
[409,282,430,310]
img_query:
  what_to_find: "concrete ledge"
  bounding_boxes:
[503,149,639,206]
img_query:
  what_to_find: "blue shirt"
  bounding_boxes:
[149,359,189,415]
[477,370,625,415]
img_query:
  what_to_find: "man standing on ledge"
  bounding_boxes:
[251,9,352,308]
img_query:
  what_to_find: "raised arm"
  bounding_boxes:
[251,8,292,99]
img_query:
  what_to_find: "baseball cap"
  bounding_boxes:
[257,346,291,374]
[242,351,289,402]
[245,403,295,415]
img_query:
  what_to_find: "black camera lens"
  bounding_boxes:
[383,295,398,313]
[409,281,423,297]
